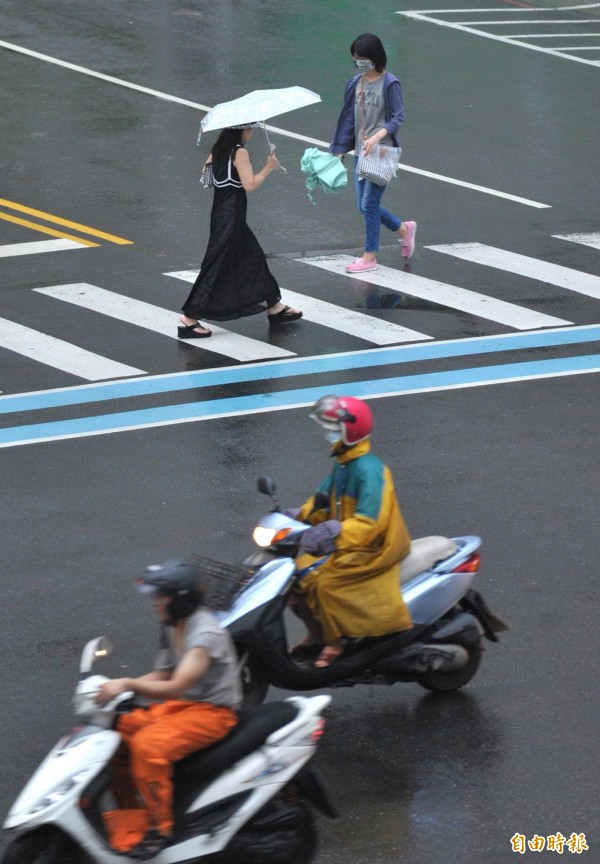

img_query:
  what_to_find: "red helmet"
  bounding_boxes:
[310,395,373,446]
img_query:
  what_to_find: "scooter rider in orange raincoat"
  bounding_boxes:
[95,560,241,860]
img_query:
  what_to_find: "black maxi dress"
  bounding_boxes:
[182,144,281,321]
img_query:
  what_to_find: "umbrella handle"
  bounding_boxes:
[269,143,287,174]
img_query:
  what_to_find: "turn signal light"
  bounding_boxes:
[272,527,293,544]
[452,552,481,573]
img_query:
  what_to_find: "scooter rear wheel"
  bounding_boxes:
[1,828,88,864]
[418,643,482,692]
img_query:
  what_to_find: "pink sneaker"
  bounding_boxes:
[400,221,417,258]
[345,257,378,273]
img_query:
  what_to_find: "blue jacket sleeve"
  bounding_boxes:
[383,78,404,138]
[329,76,360,155]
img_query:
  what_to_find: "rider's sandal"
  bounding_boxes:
[177,320,212,339]
[314,646,344,668]
[127,831,169,860]
[289,640,321,659]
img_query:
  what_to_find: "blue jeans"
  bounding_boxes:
[354,157,402,253]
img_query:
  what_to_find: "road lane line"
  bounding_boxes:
[398,10,600,68]
[452,19,599,24]
[0,239,85,257]
[166,270,432,345]
[0,198,132,244]
[297,254,571,329]
[34,284,295,363]
[1,324,599,415]
[1,354,598,449]
[0,318,144,381]
[0,212,98,246]
[0,39,551,209]
[553,232,600,251]
[507,33,600,38]
[428,242,600,300]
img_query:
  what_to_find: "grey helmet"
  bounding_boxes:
[136,559,204,623]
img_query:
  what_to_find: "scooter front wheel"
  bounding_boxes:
[418,643,482,692]
[235,643,270,706]
[1,828,88,864]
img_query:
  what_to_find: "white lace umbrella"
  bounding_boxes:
[198,86,321,143]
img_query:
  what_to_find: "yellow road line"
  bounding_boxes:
[0,212,99,247]
[0,197,132,245]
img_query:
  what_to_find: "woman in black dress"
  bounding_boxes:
[178,125,302,338]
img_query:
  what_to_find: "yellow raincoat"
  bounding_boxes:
[296,439,412,643]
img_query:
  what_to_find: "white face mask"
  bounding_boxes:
[354,58,374,72]
[324,429,342,444]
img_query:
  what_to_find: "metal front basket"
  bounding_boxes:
[188,555,255,611]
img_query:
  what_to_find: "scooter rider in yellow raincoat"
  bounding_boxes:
[291,395,412,668]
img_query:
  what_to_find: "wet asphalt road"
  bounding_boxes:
[1,2,599,863]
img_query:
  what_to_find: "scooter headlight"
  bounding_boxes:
[253,526,293,547]
[253,526,276,547]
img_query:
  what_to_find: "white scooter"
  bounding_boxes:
[1,638,335,864]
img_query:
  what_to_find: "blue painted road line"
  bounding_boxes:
[1,324,599,415]
[1,354,598,449]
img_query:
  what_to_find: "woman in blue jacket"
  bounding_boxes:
[329,33,416,273]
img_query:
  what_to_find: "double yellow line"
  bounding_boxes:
[0,197,133,247]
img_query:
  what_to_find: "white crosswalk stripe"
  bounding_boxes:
[296,254,571,330]
[166,270,432,345]
[0,239,86,258]
[0,317,144,381]
[2,235,597,386]
[427,243,600,301]
[553,232,600,252]
[33,283,295,363]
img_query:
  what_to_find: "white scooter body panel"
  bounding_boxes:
[4,728,121,829]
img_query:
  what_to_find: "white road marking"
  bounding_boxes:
[553,232,600,251]
[297,255,571,330]
[33,284,295,363]
[507,34,600,38]
[0,239,85,257]
[0,39,550,209]
[398,10,600,68]
[166,270,432,345]
[427,243,600,301]
[0,318,144,381]
[454,19,599,24]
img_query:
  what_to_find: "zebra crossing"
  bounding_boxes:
[397,6,600,68]
[1,233,599,390]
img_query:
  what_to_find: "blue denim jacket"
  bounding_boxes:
[329,71,404,155]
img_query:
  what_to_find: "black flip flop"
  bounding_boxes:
[177,321,212,339]
[268,306,303,327]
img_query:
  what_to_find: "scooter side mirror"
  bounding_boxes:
[257,476,276,496]
[79,636,112,677]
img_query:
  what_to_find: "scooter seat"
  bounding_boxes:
[400,536,458,583]
[173,701,297,788]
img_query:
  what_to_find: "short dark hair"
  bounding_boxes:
[350,33,387,72]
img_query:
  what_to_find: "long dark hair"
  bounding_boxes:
[350,33,387,72]
[211,127,245,165]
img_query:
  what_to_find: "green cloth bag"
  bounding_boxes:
[300,147,348,203]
